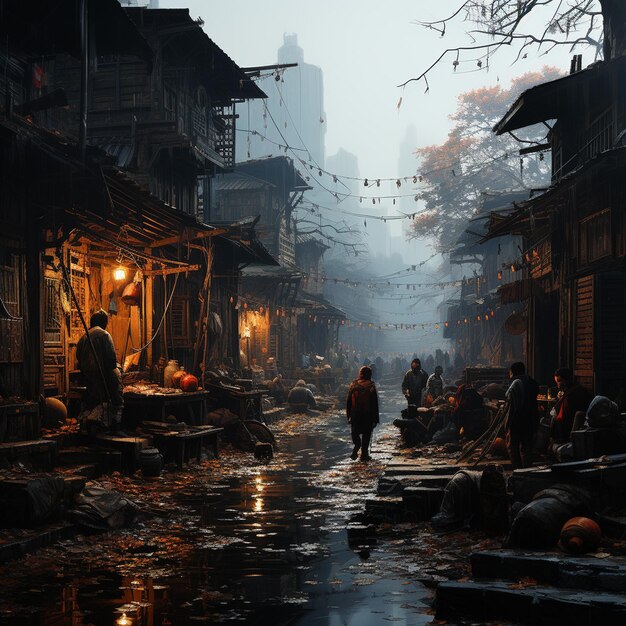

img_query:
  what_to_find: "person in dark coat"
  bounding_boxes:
[287,380,317,411]
[504,362,539,469]
[346,366,379,462]
[76,310,123,433]
[551,367,593,443]
[401,358,429,407]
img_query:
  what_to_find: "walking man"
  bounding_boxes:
[504,362,539,469]
[346,366,379,462]
[402,358,429,407]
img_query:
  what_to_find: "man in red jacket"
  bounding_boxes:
[346,366,380,462]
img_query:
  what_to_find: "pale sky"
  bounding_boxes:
[160,0,575,181]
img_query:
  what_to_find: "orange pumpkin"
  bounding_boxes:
[560,517,601,554]
[180,374,199,393]
[171,369,186,388]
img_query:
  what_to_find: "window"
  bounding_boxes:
[579,208,611,265]
[44,277,62,344]
[0,245,21,318]
[171,295,192,347]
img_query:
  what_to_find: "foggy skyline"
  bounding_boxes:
[161,0,574,184]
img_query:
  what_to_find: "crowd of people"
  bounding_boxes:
[392,354,625,471]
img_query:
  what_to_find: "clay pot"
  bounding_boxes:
[180,374,199,393]
[163,360,179,387]
[171,369,186,389]
[44,397,68,425]
[560,516,602,554]
[139,448,163,477]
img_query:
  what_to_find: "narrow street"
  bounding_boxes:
[0,384,435,625]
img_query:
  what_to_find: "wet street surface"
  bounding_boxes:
[0,386,436,625]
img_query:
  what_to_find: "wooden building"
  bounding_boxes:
[0,0,153,404]
[0,1,273,406]
[485,56,626,394]
[444,191,529,367]
[40,6,266,221]
[214,157,311,265]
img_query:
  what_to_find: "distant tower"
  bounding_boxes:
[237,34,326,168]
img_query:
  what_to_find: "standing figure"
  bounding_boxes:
[504,362,539,469]
[76,310,124,434]
[346,366,379,462]
[401,358,429,407]
[551,367,592,445]
[426,365,445,400]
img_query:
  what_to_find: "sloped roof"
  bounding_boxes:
[235,156,311,191]
[125,7,265,102]
[216,173,275,192]
[494,56,626,134]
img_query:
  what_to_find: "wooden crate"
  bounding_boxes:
[0,402,40,442]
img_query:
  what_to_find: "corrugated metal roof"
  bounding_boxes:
[89,139,136,169]
[216,173,275,191]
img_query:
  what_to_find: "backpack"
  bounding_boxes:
[351,382,374,415]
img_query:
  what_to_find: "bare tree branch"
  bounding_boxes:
[403,1,604,90]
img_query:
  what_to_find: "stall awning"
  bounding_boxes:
[0,113,219,271]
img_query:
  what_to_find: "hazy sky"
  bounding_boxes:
[160,0,575,181]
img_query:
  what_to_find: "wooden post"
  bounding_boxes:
[144,253,154,367]
[24,225,44,402]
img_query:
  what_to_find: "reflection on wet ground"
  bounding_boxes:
[0,386,433,625]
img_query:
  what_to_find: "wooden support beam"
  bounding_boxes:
[151,228,228,249]
[143,265,201,277]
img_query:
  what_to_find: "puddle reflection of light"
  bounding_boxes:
[255,475,265,493]
[254,497,264,512]
[116,614,132,626]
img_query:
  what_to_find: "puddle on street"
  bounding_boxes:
[0,388,432,625]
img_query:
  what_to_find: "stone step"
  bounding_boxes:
[471,550,626,593]
[436,580,626,625]
[57,446,95,466]
[401,486,445,520]
[0,474,86,527]
[364,496,405,523]
[511,463,626,509]
[0,439,57,470]
[0,521,77,563]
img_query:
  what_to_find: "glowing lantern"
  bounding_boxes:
[113,267,126,281]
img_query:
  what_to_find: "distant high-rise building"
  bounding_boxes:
[237,33,325,168]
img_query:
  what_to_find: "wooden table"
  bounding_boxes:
[153,426,223,467]
[123,390,211,428]
[205,384,266,421]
